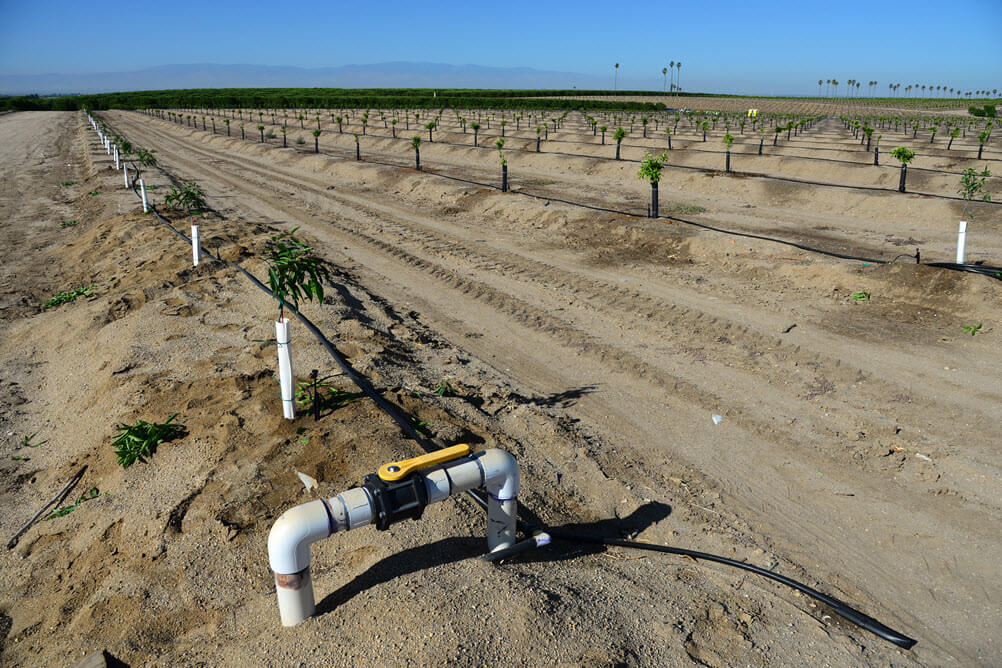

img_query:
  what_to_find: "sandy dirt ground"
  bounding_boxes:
[1,108,1000,667]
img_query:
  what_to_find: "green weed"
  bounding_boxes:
[60,220,79,228]
[962,323,983,336]
[111,414,185,467]
[59,181,77,187]
[435,382,458,397]
[19,433,47,448]
[42,285,94,308]
[851,291,870,301]
[46,488,100,519]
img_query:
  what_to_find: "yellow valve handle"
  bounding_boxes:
[378,444,471,481]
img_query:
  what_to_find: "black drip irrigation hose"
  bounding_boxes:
[103,117,918,651]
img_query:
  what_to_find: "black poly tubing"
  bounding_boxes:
[104,117,918,650]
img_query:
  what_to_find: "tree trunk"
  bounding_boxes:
[428,128,433,142]
[978,143,984,159]
[227,126,230,136]
[615,142,621,160]
[501,164,508,192]
[415,148,420,171]
[773,134,778,146]
[702,130,706,142]
[283,135,287,148]
[260,129,264,142]
[601,131,605,145]
[473,130,478,147]
[668,135,672,150]
[725,150,731,173]
[948,137,954,150]
[314,137,319,153]
[873,146,879,165]
[356,143,360,161]
[241,128,245,140]
[536,136,540,152]
[898,164,907,192]
[392,126,395,138]
[866,135,871,151]
[650,182,658,217]
[758,138,763,155]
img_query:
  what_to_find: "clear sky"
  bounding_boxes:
[1,0,1000,95]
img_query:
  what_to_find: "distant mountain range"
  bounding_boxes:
[0,62,661,95]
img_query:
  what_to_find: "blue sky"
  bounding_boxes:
[1,0,1000,95]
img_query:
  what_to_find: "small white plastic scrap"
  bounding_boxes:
[712,414,723,425]
[296,471,319,493]
[915,453,932,462]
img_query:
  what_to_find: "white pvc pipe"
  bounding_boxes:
[123,163,129,188]
[276,317,295,420]
[957,220,967,264]
[191,224,201,266]
[140,179,148,213]
[268,448,519,626]
[114,147,119,170]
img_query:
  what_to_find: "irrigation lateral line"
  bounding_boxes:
[102,114,918,650]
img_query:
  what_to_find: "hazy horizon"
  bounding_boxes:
[2,0,1000,97]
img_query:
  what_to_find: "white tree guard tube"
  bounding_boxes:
[275,317,296,420]
[191,224,201,266]
[114,147,119,170]
[268,448,519,626]
[957,221,967,264]
[140,179,148,213]
[123,164,129,188]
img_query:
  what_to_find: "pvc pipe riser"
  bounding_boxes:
[275,317,295,419]
[267,449,519,625]
[191,224,200,266]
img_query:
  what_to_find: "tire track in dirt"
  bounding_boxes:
[110,111,999,663]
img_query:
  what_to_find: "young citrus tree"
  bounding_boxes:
[470,121,481,147]
[958,167,992,223]
[723,132,734,172]
[496,138,508,192]
[638,151,668,217]
[599,125,608,145]
[411,135,421,170]
[614,127,627,159]
[224,118,230,136]
[258,124,265,142]
[312,128,321,153]
[891,146,916,192]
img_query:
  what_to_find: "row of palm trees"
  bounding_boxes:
[614,61,683,94]
[818,78,998,99]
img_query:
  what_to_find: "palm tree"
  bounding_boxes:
[818,79,823,96]
[676,61,682,94]
[664,67,669,94]
[669,61,675,92]
[614,63,619,91]
[411,136,421,170]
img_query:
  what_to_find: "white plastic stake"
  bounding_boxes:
[957,221,967,264]
[191,224,201,266]
[114,147,119,170]
[105,139,110,154]
[140,179,148,213]
[123,164,129,188]
[276,317,296,420]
